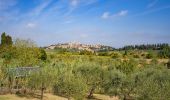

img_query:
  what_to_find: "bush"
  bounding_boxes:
[53,74,87,100]
[158,46,170,58]
[167,60,170,69]
[146,52,154,59]
[115,59,137,74]
[39,49,47,61]
[98,52,109,56]
[74,62,104,98]
[79,50,93,55]
[110,52,121,59]
[133,54,140,58]
[103,70,126,96]
[135,69,170,100]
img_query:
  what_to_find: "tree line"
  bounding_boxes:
[0,32,47,67]
[119,43,169,50]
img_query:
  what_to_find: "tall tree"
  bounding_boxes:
[1,32,6,45]
[6,35,13,45]
[1,32,13,45]
[39,49,47,61]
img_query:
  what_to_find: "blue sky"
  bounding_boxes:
[0,0,170,47]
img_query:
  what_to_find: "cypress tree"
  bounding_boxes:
[6,35,13,45]
[1,32,6,45]
[1,32,13,45]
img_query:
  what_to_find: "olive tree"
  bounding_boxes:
[28,64,56,100]
[53,73,87,100]
[135,68,170,100]
[74,62,104,98]
[13,39,41,66]
[103,69,136,100]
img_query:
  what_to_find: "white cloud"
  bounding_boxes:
[101,10,128,19]
[117,10,128,16]
[147,0,159,8]
[70,0,97,7]
[70,0,79,6]
[26,23,36,28]
[66,0,98,16]
[101,12,110,19]
[134,5,170,16]
[29,0,53,17]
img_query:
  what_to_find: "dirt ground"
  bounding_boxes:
[0,93,119,100]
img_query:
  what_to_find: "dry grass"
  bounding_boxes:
[93,94,119,100]
[0,93,67,100]
[0,93,119,100]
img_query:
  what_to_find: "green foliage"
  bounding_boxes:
[98,52,109,56]
[133,54,140,58]
[0,46,16,60]
[0,38,43,66]
[28,65,55,89]
[39,49,47,61]
[103,69,136,100]
[158,46,170,58]
[115,59,137,74]
[103,69,126,96]
[124,50,128,55]
[74,62,104,98]
[121,43,169,50]
[167,60,170,69]
[110,52,121,59]
[6,35,13,45]
[79,50,94,55]
[1,32,6,45]
[54,47,68,54]
[103,63,170,100]
[135,69,170,100]
[1,32,13,45]
[0,35,169,100]
[146,51,154,59]
[53,74,87,100]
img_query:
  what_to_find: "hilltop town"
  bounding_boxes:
[45,42,114,52]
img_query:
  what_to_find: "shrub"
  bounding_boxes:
[53,74,87,100]
[158,46,170,58]
[167,60,170,69]
[133,54,140,58]
[135,69,170,100]
[146,52,154,59]
[39,49,47,61]
[110,52,121,59]
[74,62,104,98]
[98,52,109,56]
[79,50,93,55]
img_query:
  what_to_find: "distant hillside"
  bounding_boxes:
[44,42,114,52]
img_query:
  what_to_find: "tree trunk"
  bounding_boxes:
[8,76,12,94]
[68,97,71,100]
[123,95,127,100]
[41,82,45,100]
[123,94,131,100]
[0,83,2,94]
[88,86,95,98]
[16,78,19,92]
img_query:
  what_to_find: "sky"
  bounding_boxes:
[0,0,170,47]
